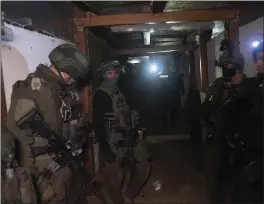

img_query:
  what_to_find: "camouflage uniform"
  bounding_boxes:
[201,40,245,203]
[1,125,37,204]
[6,44,90,204]
[230,40,264,203]
[92,60,151,204]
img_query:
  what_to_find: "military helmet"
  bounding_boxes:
[98,60,124,74]
[49,44,90,80]
[218,48,245,70]
[252,40,264,62]
[219,39,233,52]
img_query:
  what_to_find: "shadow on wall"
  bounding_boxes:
[1,45,28,110]
[88,31,116,89]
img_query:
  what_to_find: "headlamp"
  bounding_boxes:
[252,40,263,48]
[150,64,158,73]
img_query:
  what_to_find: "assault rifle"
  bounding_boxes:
[15,99,108,204]
[115,127,139,177]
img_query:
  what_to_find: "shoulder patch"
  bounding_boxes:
[31,77,42,91]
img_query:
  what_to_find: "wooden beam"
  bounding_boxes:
[116,44,196,55]
[73,7,95,178]
[1,66,7,124]
[228,18,240,50]
[75,8,238,27]
[199,30,212,92]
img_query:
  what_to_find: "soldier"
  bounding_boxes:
[6,44,90,204]
[92,60,151,204]
[253,40,264,78]
[229,40,263,203]
[201,39,245,204]
[1,124,37,204]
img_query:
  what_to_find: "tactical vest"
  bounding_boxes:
[12,73,85,171]
[202,78,241,117]
[96,87,131,130]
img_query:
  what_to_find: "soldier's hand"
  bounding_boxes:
[231,72,243,85]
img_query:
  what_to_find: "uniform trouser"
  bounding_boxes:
[33,155,73,204]
[40,167,72,204]
[232,168,263,203]
[188,114,202,144]
[2,167,37,204]
[203,142,233,204]
[104,134,151,204]
[1,167,72,204]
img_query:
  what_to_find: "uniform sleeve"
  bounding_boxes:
[92,91,116,163]
[6,87,36,169]
[6,80,61,170]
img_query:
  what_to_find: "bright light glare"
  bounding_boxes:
[128,59,140,64]
[166,21,178,24]
[252,41,260,47]
[159,75,168,78]
[150,64,157,72]
[150,29,154,33]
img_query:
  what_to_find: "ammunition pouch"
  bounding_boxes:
[2,167,37,204]
[243,158,262,182]
[115,128,138,147]
[41,161,61,181]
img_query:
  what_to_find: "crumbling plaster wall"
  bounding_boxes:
[0,23,71,110]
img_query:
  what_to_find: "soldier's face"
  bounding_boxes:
[105,71,120,79]
[256,52,264,75]
[222,64,237,82]
[222,63,236,69]
[61,72,76,85]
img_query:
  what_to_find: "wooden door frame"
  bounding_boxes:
[1,64,7,124]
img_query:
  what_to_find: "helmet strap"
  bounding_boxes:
[55,67,68,86]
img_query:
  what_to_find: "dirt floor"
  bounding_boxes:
[88,134,210,204]
[134,135,209,204]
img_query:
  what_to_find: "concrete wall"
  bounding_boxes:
[207,33,225,83]
[0,23,71,110]
[194,16,264,91]
[87,31,116,89]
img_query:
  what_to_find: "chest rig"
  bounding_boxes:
[98,87,131,130]
[54,88,86,156]
[28,73,85,157]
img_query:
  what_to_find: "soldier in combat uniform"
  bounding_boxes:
[6,44,90,204]
[92,60,151,204]
[228,40,263,203]
[201,39,245,203]
[1,124,37,204]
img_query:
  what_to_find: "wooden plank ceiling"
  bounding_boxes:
[73,1,232,55]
